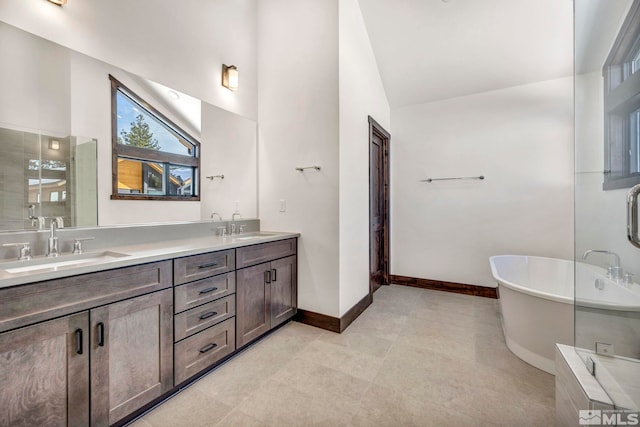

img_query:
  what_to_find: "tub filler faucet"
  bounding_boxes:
[582,250,622,280]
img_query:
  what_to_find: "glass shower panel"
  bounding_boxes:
[0,127,97,231]
[575,0,640,411]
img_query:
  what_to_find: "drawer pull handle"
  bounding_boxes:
[199,311,218,320]
[199,343,218,353]
[199,286,219,294]
[199,262,218,269]
[272,268,277,282]
[265,270,271,284]
[97,322,105,347]
[75,329,83,355]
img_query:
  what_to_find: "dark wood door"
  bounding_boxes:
[0,312,89,427]
[236,262,271,348]
[270,255,297,328]
[369,116,390,294]
[90,289,174,426]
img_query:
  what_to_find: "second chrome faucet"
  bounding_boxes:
[46,217,64,257]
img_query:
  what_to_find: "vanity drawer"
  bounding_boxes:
[174,272,235,313]
[236,239,296,269]
[0,261,172,333]
[174,317,235,385]
[174,295,235,342]
[174,250,235,285]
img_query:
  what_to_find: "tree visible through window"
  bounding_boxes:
[110,75,200,200]
[119,114,161,150]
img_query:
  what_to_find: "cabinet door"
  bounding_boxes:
[236,262,271,348]
[91,289,173,426]
[270,255,297,328]
[0,312,89,427]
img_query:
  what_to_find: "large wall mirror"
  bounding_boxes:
[0,21,257,232]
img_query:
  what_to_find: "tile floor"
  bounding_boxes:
[130,285,555,427]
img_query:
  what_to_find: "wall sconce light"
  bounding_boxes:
[49,140,60,150]
[222,64,239,91]
[47,0,67,5]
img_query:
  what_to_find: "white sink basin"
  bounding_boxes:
[2,251,130,274]
[231,232,279,241]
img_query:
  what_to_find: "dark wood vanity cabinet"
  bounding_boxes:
[0,261,173,427]
[236,239,297,348]
[173,253,237,385]
[0,237,298,426]
[90,289,174,427]
[0,312,90,427]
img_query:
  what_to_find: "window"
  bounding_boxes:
[603,1,640,190]
[110,75,200,200]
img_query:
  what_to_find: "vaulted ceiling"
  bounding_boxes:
[357,0,574,108]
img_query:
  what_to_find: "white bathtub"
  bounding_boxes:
[489,255,640,374]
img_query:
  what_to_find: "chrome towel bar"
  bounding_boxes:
[421,175,485,183]
[295,166,321,172]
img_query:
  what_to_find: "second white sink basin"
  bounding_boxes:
[2,251,130,274]
[232,232,279,241]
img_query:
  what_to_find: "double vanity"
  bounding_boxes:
[0,225,298,426]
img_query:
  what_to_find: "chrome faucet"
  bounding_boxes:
[46,217,63,257]
[230,212,242,235]
[582,250,622,279]
[210,212,222,221]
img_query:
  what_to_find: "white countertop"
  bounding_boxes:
[0,231,299,289]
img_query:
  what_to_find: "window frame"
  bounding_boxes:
[603,0,640,190]
[110,75,201,201]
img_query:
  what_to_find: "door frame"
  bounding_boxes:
[368,115,390,294]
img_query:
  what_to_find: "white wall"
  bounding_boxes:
[200,103,257,220]
[338,0,390,315]
[258,0,341,317]
[0,22,70,135]
[0,0,257,120]
[391,77,574,287]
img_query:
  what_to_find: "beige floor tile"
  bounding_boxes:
[294,339,385,381]
[345,308,409,341]
[127,418,152,427]
[271,357,371,401]
[141,388,232,427]
[237,377,360,426]
[447,384,556,427]
[317,329,394,358]
[126,285,555,427]
[215,409,266,427]
[349,383,492,427]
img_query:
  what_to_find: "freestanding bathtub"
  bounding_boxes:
[489,255,574,374]
[490,255,640,374]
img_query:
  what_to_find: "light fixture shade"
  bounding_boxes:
[222,64,239,91]
[48,0,67,5]
[49,140,60,150]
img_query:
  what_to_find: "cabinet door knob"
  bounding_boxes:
[265,270,271,284]
[271,269,277,282]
